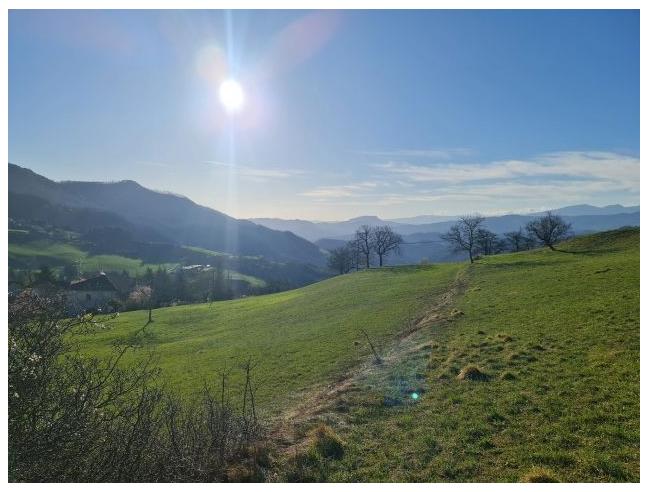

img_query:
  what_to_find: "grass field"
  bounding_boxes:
[183,245,232,258]
[77,263,463,414]
[9,240,178,275]
[288,228,639,482]
[74,228,639,482]
[9,239,264,287]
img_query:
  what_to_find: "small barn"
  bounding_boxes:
[67,272,119,314]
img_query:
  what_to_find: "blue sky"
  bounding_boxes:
[9,9,639,220]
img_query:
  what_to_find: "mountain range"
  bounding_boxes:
[251,205,640,243]
[8,163,640,268]
[8,164,326,266]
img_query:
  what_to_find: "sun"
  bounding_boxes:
[219,79,245,113]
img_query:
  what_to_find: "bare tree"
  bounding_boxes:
[347,239,362,271]
[475,228,500,256]
[440,214,485,263]
[504,228,526,252]
[327,246,353,275]
[371,226,403,266]
[522,234,537,251]
[355,225,374,268]
[525,212,572,250]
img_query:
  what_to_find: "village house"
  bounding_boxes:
[67,272,120,314]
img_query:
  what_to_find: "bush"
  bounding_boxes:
[8,291,265,482]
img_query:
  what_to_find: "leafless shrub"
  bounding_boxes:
[8,291,265,482]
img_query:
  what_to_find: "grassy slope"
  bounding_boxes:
[9,240,178,275]
[313,228,639,482]
[9,239,264,286]
[78,264,462,414]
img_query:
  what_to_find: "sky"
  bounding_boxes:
[8,9,640,221]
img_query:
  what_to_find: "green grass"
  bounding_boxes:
[9,240,177,275]
[183,245,261,261]
[183,245,230,257]
[182,246,267,285]
[225,270,266,287]
[300,228,639,482]
[77,263,463,414]
[9,239,266,286]
[72,228,639,482]
[10,240,86,264]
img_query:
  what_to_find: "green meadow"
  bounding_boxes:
[75,228,639,482]
[77,263,463,414]
[290,228,639,482]
[9,239,177,276]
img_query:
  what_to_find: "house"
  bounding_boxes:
[67,272,120,314]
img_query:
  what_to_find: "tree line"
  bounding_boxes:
[326,212,573,273]
[327,225,404,274]
[9,258,298,316]
[441,211,572,263]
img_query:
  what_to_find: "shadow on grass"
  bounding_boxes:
[118,319,154,346]
[487,259,563,269]
[553,247,622,256]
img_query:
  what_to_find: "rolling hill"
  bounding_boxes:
[9,164,326,266]
[77,227,639,482]
[77,262,463,413]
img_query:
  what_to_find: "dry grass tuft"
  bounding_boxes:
[520,467,559,482]
[310,424,345,459]
[450,309,465,318]
[225,462,263,482]
[457,365,490,381]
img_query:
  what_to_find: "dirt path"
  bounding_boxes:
[268,268,469,456]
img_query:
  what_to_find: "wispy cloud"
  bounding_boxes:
[298,151,639,215]
[204,160,304,180]
[299,181,380,198]
[375,151,639,191]
[360,148,473,161]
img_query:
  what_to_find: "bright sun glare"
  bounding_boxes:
[219,79,245,113]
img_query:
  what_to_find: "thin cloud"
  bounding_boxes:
[303,151,639,214]
[299,181,379,198]
[204,160,304,180]
[360,148,473,161]
[375,151,639,191]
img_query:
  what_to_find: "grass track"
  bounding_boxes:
[301,228,639,482]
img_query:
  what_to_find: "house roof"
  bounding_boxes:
[69,273,118,292]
